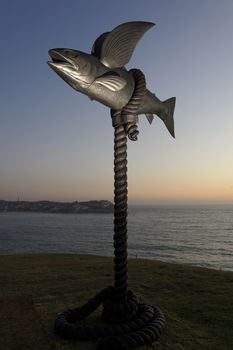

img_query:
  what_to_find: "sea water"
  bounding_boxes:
[0,205,232,271]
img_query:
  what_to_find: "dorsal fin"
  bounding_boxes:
[91,32,109,58]
[91,21,155,68]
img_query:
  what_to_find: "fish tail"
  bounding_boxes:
[162,97,176,138]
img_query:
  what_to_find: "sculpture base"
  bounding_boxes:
[54,286,165,349]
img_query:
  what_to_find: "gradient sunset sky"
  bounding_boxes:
[1,0,233,204]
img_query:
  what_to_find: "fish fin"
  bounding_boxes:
[146,113,154,124]
[162,97,176,138]
[94,74,126,91]
[92,21,155,68]
[91,32,109,57]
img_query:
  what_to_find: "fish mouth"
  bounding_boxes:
[47,48,90,89]
[47,49,74,68]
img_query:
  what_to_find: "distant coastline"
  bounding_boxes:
[0,199,113,214]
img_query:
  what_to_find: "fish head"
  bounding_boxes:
[48,48,100,93]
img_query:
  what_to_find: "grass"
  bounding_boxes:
[0,253,233,349]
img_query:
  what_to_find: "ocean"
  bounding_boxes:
[0,205,232,271]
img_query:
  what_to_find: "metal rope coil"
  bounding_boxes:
[112,69,147,141]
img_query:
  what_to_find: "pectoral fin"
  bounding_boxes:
[92,21,155,68]
[94,74,126,91]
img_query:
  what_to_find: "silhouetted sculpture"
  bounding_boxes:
[48,21,176,350]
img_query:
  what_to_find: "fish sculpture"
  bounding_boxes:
[48,21,175,137]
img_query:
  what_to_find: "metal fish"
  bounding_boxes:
[48,21,176,137]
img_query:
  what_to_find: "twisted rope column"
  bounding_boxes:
[104,69,147,319]
[54,69,165,349]
[112,70,147,298]
[113,122,128,300]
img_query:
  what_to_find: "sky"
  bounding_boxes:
[0,0,233,205]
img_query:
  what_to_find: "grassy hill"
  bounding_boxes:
[0,254,232,349]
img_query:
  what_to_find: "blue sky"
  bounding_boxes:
[1,0,233,204]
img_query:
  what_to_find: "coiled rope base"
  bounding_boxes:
[55,286,165,349]
[54,69,165,349]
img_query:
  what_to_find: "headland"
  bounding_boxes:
[0,199,113,213]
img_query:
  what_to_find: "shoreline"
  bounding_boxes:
[1,252,232,273]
